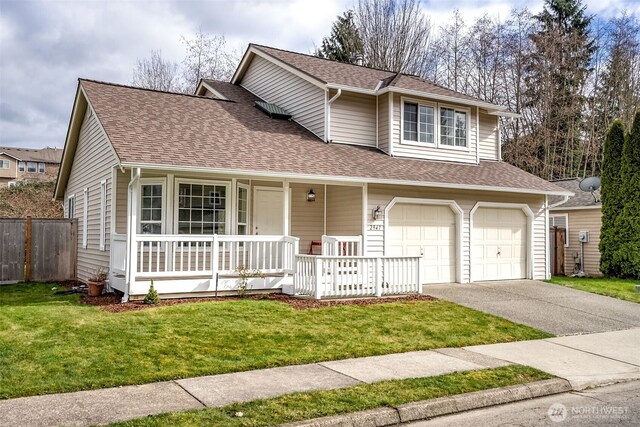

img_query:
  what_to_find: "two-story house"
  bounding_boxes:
[54,44,571,301]
[0,146,62,187]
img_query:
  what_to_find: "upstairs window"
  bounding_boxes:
[403,102,434,144]
[27,162,37,172]
[440,107,467,148]
[18,161,25,171]
[1,160,9,169]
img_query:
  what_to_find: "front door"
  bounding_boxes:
[253,187,284,235]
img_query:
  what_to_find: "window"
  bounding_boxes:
[440,107,467,147]
[83,188,89,249]
[27,162,37,172]
[177,182,228,235]
[140,182,164,234]
[66,195,75,219]
[99,180,106,251]
[38,163,45,173]
[1,160,9,169]
[237,184,249,235]
[403,102,434,144]
[18,161,25,172]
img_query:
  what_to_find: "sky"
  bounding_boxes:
[1,0,638,149]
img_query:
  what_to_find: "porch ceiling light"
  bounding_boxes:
[372,205,382,221]
[306,189,316,202]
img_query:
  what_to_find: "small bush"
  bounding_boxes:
[143,280,160,304]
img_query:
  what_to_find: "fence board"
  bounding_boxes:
[0,218,77,284]
[0,219,26,284]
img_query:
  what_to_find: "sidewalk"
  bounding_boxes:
[1,327,639,427]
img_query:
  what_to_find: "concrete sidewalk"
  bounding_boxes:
[1,328,638,427]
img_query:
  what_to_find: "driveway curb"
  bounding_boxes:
[280,378,572,427]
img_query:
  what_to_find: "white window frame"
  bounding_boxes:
[82,188,89,249]
[400,97,471,152]
[138,178,166,235]
[1,159,10,169]
[237,183,251,235]
[66,194,76,219]
[18,161,25,172]
[99,180,106,251]
[174,178,231,236]
[27,162,37,173]
[549,213,569,247]
[38,162,45,173]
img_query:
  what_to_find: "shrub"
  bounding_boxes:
[235,265,265,297]
[143,280,160,304]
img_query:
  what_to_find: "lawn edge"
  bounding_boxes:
[281,378,572,427]
[546,277,640,304]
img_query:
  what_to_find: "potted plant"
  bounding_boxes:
[87,267,108,297]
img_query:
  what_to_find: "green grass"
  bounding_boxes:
[0,283,551,399]
[110,366,553,427]
[548,276,640,303]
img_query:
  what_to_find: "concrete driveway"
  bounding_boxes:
[424,280,640,335]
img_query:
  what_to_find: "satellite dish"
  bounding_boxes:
[579,176,601,192]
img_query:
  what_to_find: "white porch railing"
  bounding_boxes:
[132,234,299,279]
[294,255,422,299]
[321,235,362,256]
[111,233,127,275]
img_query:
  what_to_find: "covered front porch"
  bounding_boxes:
[108,167,421,300]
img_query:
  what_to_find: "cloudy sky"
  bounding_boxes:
[1,0,638,149]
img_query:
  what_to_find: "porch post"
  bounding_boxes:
[314,257,322,300]
[375,257,383,297]
[416,258,423,294]
[283,180,290,235]
[126,168,140,297]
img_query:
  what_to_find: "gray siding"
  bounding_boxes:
[241,55,325,140]
[329,90,377,147]
[326,185,362,236]
[377,93,390,153]
[65,107,118,282]
[553,208,602,276]
[478,112,499,160]
[290,183,324,253]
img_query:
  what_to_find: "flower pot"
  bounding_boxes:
[87,281,104,297]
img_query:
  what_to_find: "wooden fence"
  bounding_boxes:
[0,217,77,284]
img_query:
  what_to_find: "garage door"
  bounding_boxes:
[472,207,527,281]
[388,204,456,284]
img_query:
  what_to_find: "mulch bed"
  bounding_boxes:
[81,292,437,313]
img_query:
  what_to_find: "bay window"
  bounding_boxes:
[177,182,228,235]
[440,107,467,148]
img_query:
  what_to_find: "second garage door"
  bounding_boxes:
[472,207,527,281]
[388,203,456,284]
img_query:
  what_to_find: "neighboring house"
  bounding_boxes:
[54,44,571,300]
[549,178,602,277]
[0,146,62,188]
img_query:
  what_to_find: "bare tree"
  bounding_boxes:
[435,9,469,92]
[354,0,431,74]
[181,30,240,93]
[131,50,180,92]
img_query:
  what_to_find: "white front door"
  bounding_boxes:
[253,187,284,235]
[388,203,456,284]
[472,207,527,281]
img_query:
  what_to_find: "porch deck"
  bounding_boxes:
[110,234,422,300]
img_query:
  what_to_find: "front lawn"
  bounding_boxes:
[0,283,550,399]
[110,366,553,427]
[548,276,640,303]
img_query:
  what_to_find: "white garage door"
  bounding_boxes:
[472,207,527,281]
[388,204,456,284]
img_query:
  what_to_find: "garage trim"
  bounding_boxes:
[384,197,463,283]
[469,201,534,282]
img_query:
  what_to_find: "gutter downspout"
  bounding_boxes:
[124,167,141,302]
[549,195,570,209]
[325,88,342,143]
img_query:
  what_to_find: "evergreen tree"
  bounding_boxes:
[599,120,625,276]
[613,110,640,278]
[316,11,364,65]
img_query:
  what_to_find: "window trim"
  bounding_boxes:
[400,97,471,152]
[549,213,569,247]
[66,194,76,219]
[236,183,251,235]
[27,162,37,173]
[1,159,10,169]
[138,178,167,235]
[82,188,89,249]
[173,178,231,236]
[18,161,25,172]
[99,180,106,251]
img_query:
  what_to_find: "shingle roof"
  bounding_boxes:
[0,146,62,163]
[79,79,568,195]
[549,179,601,208]
[250,45,489,105]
